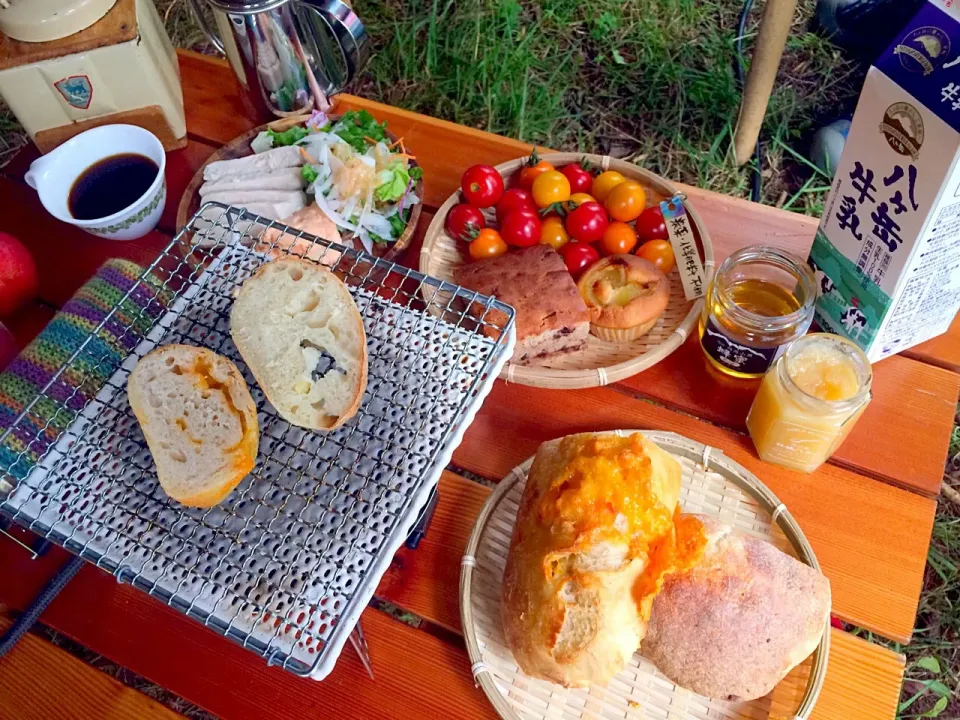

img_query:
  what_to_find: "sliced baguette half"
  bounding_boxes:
[127,345,259,508]
[230,258,367,431]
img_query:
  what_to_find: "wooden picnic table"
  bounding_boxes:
[0,50,956,720]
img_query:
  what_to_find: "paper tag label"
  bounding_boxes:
[661,195,705,300]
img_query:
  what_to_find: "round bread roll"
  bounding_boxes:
[642,515,831,701]
[500,432,683,687]
[577,255,670,341]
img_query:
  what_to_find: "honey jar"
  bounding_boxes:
[746,333,872,473]
[699,246,816,380]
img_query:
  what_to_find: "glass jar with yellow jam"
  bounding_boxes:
[746,333,872,473]
[699,246,817,380]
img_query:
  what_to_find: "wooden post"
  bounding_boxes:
[733,0,799,165]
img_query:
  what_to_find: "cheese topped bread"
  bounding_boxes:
[127,345,259,508]
[454,246,589,365]
[230,258,367,431]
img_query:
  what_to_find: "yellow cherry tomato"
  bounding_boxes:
[591,170,626,203]
[636,239,676,273]
[539,216,570,249]
[531,170,571,208]
[568,192,597,207]
[604,180,647,222]
[469,228,508,260]
[599,221,638,255]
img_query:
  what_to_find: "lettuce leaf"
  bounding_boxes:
[267,125,309,146]
[333,110,388,153]
[375,163,410,203]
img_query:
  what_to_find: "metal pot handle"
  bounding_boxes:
[185,0,226,55]
[297,0,369,95]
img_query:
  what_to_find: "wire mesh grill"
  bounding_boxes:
[0,202,515,679]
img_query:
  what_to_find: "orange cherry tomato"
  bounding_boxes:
[568,192,597,207]
[531,170,571,208]
[591,170,626,203]
[519,159,554,190]
[539,216,570,249]
[469,228,508,260]
[636,239,676,273]
[604,180,646,222]
[599,221,638,255]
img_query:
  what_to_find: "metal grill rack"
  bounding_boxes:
[0,203,515,679]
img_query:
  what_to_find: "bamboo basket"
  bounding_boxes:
[420,154,715,389]
[176,114,423,262]
[460,430,829,720]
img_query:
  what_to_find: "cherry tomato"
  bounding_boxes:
[591,170,626,203]
[495,188,537,223]
[461,164,504,207]
[600,221,638,255]
[565,201,609,243]
[445,203,485,242]
[604,180,647,222]
[469,228,508,260]
[568,192,597,207]
[635,206,668,241]
[558,242,600,279]
[518,150,554,189]
[539,216,569,250]
[531,170,571,208]
[636,239,676,273]
[560,162,594,194]
[500,209,542,248]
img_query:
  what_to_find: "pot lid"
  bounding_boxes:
[205,0,292,13]
[0,0,117,43]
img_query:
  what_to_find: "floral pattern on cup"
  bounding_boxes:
[89,180,167,237]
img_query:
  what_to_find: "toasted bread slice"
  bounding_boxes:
[230,258,367,431]
[127,345,259,508]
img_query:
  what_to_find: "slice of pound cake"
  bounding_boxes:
[454,245,589,365]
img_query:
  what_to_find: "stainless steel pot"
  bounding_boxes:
[187,0,369,119]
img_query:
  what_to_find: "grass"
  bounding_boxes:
[5,1,958,717]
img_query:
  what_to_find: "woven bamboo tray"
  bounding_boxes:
[176,114,423,261]
[460,430,829,720]
[420,154,715,389]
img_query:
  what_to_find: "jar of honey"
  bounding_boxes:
[746,333,872,473]
[699,246,816,380]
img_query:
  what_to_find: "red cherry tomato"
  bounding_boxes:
[495,188,537,223]
[500,209,542,248]
[558,242,600,279]
[635,206,669,241]
[565,201,609,243]
[445,203,486,242]
[461,164,504,208]
[560,162,594,195]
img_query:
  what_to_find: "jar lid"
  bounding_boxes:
[205,0,292,13]
[0,0,116,42]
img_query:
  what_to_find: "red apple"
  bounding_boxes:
[0,232,38,317]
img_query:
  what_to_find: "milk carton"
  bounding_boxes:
[810,0,960,361]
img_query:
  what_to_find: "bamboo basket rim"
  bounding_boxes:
[459,429,829,720]
[420,153,716,389]
[175,113,423,262]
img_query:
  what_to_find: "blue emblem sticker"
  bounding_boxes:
[54,75,93,110]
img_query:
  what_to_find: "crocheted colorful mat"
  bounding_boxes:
[0,259,171,483]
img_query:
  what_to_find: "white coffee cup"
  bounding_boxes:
[25,125,167,241]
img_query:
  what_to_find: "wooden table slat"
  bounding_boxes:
[0,617,184,720]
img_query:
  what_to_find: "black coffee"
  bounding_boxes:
[68,153,159,221]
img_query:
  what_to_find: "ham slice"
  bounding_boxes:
[199,168,303,196]
[203,146,302,183]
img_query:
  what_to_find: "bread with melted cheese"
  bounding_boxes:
[642,515,831,701]
[231,258,367,431]
[501,432,683,687]
[128,345,259,508]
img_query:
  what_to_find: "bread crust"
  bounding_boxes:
[128,345,259,508]
[641,515,831,701]
[501,432,682,687]
[231,258,367,431]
